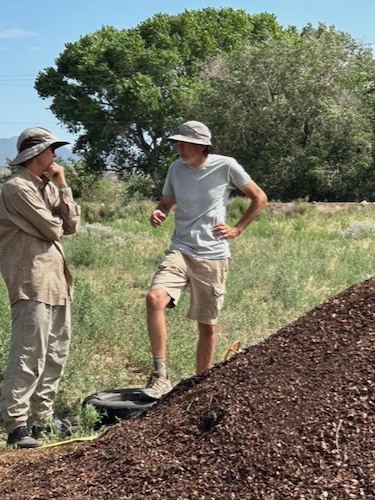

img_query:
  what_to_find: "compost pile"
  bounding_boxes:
[0,278,374,499]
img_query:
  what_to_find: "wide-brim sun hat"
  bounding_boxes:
[9,126,70,166]
[167,120,212,146]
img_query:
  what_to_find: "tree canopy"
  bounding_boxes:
[35,9,375,201]
[193,24,375,201]
[35,8,285,188]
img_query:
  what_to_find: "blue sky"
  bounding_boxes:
[1,0,375,146]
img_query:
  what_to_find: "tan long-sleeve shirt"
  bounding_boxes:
[0,167,81,306]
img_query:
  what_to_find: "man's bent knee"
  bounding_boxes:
[146,288,171,310]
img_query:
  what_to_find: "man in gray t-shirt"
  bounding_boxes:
[140,121,267,401]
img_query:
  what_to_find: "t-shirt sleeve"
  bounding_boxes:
[228,158,252,189]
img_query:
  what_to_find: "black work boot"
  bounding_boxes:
[7,426,42,448]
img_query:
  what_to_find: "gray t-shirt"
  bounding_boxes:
[162,153,251,259]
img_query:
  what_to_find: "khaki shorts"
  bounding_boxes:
[150,250,230,325]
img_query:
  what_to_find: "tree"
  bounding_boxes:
[194,24,375,201]
[35,8,285,191]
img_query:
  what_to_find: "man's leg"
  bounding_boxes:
[1,301,49,433]
[146,289,170,361]
[1,300,50,448]
[140,288,174,400]
[141,251,188,400]
[29,301,71,426]
[186,256,229,374]
[196,322,216,374]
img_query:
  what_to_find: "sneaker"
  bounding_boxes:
[7,426,42,449]
[139,373,173,400]
[31,417,72,439]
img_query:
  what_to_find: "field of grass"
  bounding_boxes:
[1,199,375,444]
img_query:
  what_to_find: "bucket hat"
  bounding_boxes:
[167,121,212,146]
[9,127,69,166]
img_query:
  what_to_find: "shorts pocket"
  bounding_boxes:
[212,283,226,297]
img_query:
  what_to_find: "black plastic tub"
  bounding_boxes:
[83,388,157,428]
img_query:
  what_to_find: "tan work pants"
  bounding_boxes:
[1,300,71,433]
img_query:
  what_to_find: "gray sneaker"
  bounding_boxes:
[139,373,173,400]
[7,426,42,449]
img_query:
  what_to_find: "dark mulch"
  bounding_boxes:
[0,277,374,499]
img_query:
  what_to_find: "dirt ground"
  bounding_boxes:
[0,272,374,499]
[264,200,375,215]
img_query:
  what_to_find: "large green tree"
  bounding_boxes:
[35,8,285,187]
[194,24,375,201]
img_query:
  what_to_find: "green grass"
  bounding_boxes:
[1,200,375,445]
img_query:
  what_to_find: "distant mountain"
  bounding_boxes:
[0,137,78,168]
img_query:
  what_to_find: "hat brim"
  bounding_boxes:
[167,134,212,146]
[9,140,70,166]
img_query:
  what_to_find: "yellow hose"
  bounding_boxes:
[40,435,97,448]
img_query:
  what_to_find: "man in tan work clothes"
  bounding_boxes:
[0,127,81,448]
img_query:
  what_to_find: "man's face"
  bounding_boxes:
[175,141,205,166]
[34,146,56,172]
